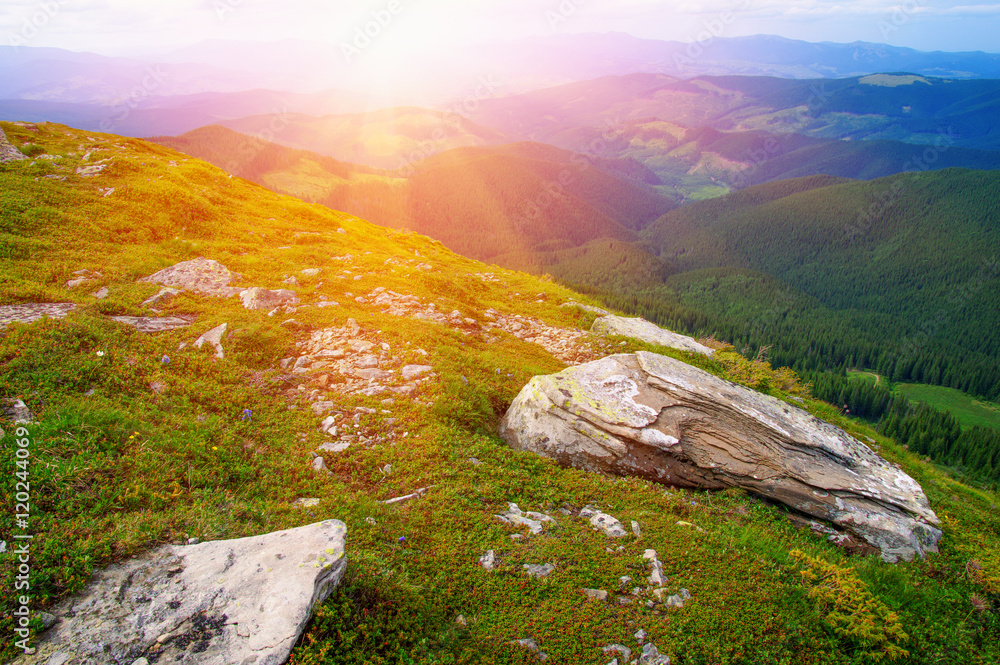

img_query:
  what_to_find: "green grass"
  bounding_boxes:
[847,370,882,386]
[895,383,1000,432]
[1,121,999,664]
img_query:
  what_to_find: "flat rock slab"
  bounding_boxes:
[111,316,193,333]
[15,520,347,665]
[500,352,942,562]
[138,258,244,298]
[0,303,77,329]
[592,316,714,357]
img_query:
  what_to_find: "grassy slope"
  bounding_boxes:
[0,122,998,664]
[895,384,1000,433]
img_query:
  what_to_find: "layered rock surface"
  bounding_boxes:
[16,520,347,665]
[500,352,942,562]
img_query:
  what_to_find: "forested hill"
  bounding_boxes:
[405,142,676,262]
[640,169,1000,399]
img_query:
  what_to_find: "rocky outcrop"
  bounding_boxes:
[500,352,942,562]
[0,127,27,163]
[0,303,76,329]
[194,323,228,359]
[16,520,347,665]
[592,316,714,357]
[138,258,244,298]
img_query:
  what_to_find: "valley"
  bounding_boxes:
[1,21,999,665]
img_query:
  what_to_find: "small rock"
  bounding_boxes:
[581,588,608,601]
[523,563,556,579]
[585,507,628,538]
[365,517,377,525]
[318,442,350,454]
[479,550,496,571]
[187,537,200,545]
[456,614,467,627]
[302,268,321,277]
[401,364,433,381]
[469,457,482,466]
[312,457,328,472]
[634,629,647,644]
[141,287,181,309]
[294,498,321,508]
[194,323,227,360]
[510,638,547,662]
[639,643,670,665]
[643,549,666,587]
[132,659,150,665]
[603,645,632,663]
[37,611,58,632]
[92,286,110,299]
[337,228,346,234]
[631,521,642,539]
[1,398,36,424]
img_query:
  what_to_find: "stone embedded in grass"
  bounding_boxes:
[581,588,609,601]
[0,302,77,329]
[580,506,628,538]
[194,323,227,360]
[318,442,350,454]
[294,498,321,508]
[138,257,244,298]
[402,364,433,381]
[1,398,35,424]
[510,638,547,661]
[239,287,300,311]
[639,643,671,665]
[0,127,28,163]
[312,457,329,473]
[523,563,556,579]
[111,316,192,333]
[16,520,347,665]
[479,550,496,570]
[643,549,666,587]
[496,503,556,535]
[603,644,632,663]
[91,287,109,299]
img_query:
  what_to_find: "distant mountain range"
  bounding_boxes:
[4,34,1000,138]
[471,72,1000,150]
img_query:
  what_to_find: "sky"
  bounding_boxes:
[2,0,1000,57]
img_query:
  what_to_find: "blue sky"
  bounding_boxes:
[2,0,999,55]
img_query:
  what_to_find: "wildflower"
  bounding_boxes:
[96,351,105,357]
[161,355,170,365]
[241,409,252,422]
[398,536,406,543]
[212,446,218,451]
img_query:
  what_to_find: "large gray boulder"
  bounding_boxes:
[592,316,714,356]
[16,520,347,665]
[0,127,27,163]
[499,352,941,562]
